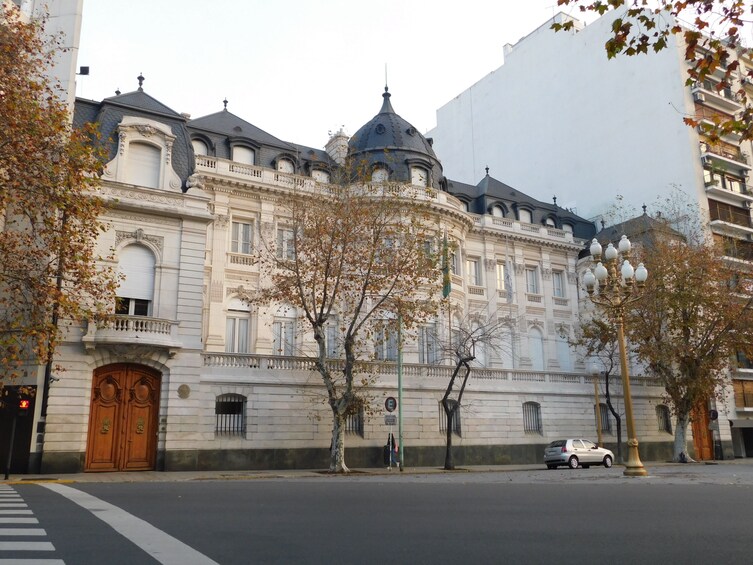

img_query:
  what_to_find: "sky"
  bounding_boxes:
[76,0,587,150]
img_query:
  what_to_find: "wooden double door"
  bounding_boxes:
[85,364,160,472]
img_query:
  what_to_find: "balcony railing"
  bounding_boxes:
[201,353,663,387]
[83,315,182,353]
[701,141,750,167]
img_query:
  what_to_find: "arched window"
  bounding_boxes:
[544,217,556,227]
[116,245,155,316]
[562,224,574,234]
[411,166,428,187]
[277,158,294,173]
[215,393,246,436]
[556,332,572,371]
[656,405,672,434]
[312,169,330,183]
[125,142,160,189]
[371,167,389,183]
[522,401,542,434]
[492,205,505,218]
[518,209,532,224]
[192,139,208,156]
[597,403,612,433]
[528,327,545,371]
[226,298,251,353]
[232,146,255,165]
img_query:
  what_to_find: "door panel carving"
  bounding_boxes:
[86,364,160,472]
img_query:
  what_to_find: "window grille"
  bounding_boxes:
[656,405,673,434]
[439,400,461,436]
[522,401,542,434]
[345,410,364,437]
[215,394,247,436]
[598,403,612,433]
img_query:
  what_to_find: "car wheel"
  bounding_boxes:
[603,455,613,468]
[568,456,579,469]
[546,464,556,470]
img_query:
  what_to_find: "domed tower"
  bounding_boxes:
[348,88,446,190]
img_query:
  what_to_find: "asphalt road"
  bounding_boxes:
[3,462,753,564]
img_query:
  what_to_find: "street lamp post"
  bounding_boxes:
[583,235,648,477]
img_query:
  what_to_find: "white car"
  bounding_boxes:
[544,439,614,469]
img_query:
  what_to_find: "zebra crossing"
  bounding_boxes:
[0,484,63,564]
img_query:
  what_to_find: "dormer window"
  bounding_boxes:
[492,205,505,218]
[232,146,255,165]
[192,139,208,156]
[126,142,161,189]
[518,209,532,224]
[312,169,330,183]
[562,224,574,234]
[372,167,389,183]
[411,166,428,187]
[544,217,556,227]
[277,159,295,174]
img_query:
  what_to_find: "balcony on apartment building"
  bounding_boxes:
[715,234,753,262]
[692,80,743,113]
[708,199,753,240]
[704,171,753,208]
[700,140,751,172]
[82,315,182,354]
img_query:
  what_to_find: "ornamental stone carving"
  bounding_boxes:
[115,229,164,253]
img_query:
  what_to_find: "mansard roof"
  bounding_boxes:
[189,109,294,151]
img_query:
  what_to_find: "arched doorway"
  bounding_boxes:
[85,364,161,472]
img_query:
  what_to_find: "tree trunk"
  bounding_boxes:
[443,409,455,470]
[673,412,691,462]
[604,375,622,462]
[329,412,349,473]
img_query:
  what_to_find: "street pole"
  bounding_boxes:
[397,313,404,471]
[616,315,646,476]
[593,372,603,447]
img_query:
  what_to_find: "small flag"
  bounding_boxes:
[442,232,451,299]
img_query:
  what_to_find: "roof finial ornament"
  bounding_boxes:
[601,219,606,229]
[223,97,228,110]
[385,63,388,93]
[115,87,121,96]
[137,73,144,91]
[553,195,558,206]
[642,203,647,215]
[485,166,489,176]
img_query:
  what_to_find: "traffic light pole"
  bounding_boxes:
[4,414,18,480]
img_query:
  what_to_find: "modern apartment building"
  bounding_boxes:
[429,10,753,458]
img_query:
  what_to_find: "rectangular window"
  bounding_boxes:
[656,405,673,434]
[115,297,150,316]
[450,251,459,275]
[225,317,250,353]
[552,271,565,298]
[375,327,397,361]
[418,324,439,364]
[272,320,295,356]
[466,258,480,286]
[231,221,253,254]
[496,262,506,290]
[277,227,296,260]
[326,322,340,359]
[733,379,753,408]
[525,267,539,294]
[439,401,461,436]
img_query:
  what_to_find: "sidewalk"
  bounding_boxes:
[5,459,741,484]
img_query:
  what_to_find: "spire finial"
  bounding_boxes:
[137,73,144,91]
[485,166,489,176]
[223,97,228,110]
[642,203,647,215]
[385,63,388,93]
[600,219,606,229]
[115,87,121,96]
[553,195,557,206]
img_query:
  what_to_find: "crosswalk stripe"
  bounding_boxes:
[0,510,33,515]
[42,483,219,565]
[0,529,46,536]
[0,518,38,524]
[0,560,65,564]
[0,541,54,551]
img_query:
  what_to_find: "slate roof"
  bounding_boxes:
[189,110,294,151]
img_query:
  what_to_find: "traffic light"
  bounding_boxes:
[17,399,30,417]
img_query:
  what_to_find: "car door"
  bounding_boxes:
[580,439,599,463]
